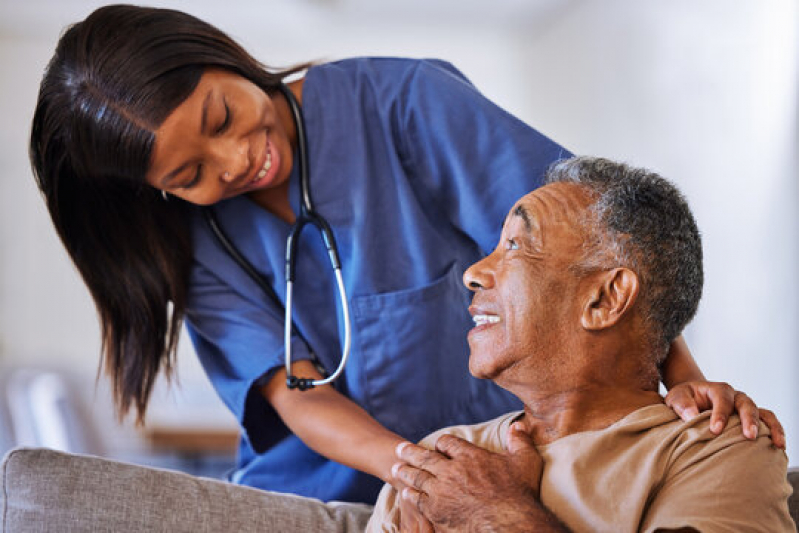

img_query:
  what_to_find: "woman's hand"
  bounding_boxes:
[664,381,786,448]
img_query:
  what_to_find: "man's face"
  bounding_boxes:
[462,182,594,386]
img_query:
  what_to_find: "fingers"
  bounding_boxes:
[759,408,786,449]
[398,492,434,533]
[434,433,478,458]
[393,441,445,497]
[396,441,444,469]
[705,383,735,435]
[732,391,759,440]
[664,385,700,422]
[507,421,536,455]
[400,486,431,517]
[392,460,436,493]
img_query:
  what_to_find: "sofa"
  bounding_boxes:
[0,447,372,532]
[1,447,797,532]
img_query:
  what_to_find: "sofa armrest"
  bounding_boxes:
[1,447,371,532]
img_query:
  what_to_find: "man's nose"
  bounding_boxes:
[463,255,495,291]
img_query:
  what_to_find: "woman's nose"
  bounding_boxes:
[213,135,252,182]
[463,254,495,291]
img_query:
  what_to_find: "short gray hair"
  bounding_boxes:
[545,156,703,356]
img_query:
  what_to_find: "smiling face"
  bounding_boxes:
[146,69,294,205]
[462,183,596,386]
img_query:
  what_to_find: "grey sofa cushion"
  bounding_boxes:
[0,447,372,532]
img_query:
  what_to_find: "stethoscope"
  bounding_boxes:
[203,84,351,391]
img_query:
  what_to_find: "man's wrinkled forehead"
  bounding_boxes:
[503,182,594,235]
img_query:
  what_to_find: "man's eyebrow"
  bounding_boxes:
[500,204,533,234]
[511,204,533,232]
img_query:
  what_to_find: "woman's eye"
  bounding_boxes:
[506,238,519,251]
[215,102,231,135]
[182,165,202,189]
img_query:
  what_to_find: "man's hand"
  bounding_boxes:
[664,381,786,448]
[392,422,568,532]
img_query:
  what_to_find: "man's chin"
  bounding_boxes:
[468,356,500,381]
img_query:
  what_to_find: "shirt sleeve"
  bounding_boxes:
[640,422,795,533]
[398,59,572,255]
[185,254,315,454]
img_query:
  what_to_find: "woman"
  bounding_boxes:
[30,5,781,504]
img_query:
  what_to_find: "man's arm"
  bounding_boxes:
[393,424,571,532]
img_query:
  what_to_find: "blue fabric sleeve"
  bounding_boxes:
[397,60,571,255]
[185,250,315,453]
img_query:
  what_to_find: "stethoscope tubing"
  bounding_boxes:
[279,83,351,390]
[202,82,352,391]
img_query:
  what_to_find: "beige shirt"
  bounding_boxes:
[367,404,794,532]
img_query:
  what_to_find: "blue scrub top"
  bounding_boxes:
[186,57,571,503]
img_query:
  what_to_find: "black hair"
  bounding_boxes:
[30,4,308,422]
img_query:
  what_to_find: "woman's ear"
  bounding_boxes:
[580,268,639,331]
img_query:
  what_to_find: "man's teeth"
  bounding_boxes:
[255,151,273,181]
[473,314,500,326]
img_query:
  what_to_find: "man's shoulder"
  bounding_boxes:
[593,403,781,471]
[539,404,793,532]
[418,411,523,453]
[639,410,793,532]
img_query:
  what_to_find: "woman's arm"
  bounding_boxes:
[261,360,404,484]
[662,335,785,447]
[661,335,705,388]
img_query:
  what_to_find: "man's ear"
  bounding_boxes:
[580,268,639,331]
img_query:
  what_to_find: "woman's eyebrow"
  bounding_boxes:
[200,89,214,134]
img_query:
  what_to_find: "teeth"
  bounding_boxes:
[254,152,273,182]
[473,314,500,326]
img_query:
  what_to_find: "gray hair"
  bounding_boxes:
[545,156,703,358]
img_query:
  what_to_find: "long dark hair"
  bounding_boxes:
[30,4,308,423]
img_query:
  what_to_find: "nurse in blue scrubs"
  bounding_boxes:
[30,5,783,504]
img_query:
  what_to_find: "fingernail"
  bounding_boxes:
[712,421,722,433]
[684,408,699,420]
[396,442,409,458]
[391,462,401,478]
[750,424,759,439]
[401,487,411,500]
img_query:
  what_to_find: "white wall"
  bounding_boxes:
[0,0,796,458]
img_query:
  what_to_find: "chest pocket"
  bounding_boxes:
[351,262,483,441]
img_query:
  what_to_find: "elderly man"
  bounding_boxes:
[367,156,794,532]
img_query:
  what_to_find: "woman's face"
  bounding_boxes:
[146,69,294,205]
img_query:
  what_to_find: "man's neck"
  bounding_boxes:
[517,385,663,446]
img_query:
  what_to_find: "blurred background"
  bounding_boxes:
[0,0,796,472]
